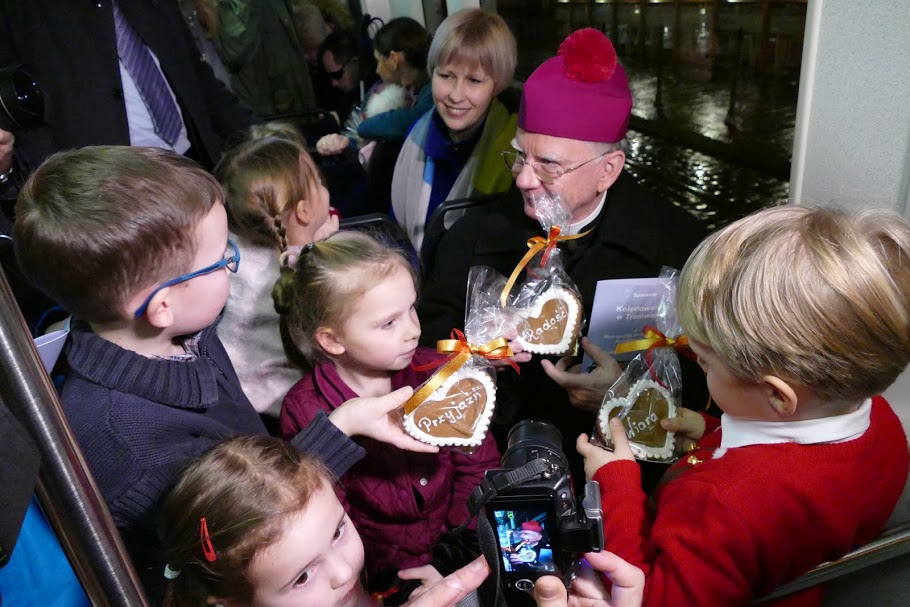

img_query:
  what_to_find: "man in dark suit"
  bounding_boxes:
[0,0,255,201]
[419,29,710,485]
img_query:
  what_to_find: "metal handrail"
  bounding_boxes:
[0,265,149,606]
[754,524,910,603]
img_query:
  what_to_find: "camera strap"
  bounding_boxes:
[461,458,554,607]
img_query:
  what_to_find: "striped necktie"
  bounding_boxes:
[111,0,182,145]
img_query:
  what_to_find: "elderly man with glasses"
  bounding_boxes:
[419,29,710,485]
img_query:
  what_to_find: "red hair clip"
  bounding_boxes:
[200,517,217,562]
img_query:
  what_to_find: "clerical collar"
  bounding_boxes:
[565,191,608,235]
[715,398,872,458]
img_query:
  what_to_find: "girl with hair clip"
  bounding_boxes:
[275,230,527,604]
[216,124,340,419]
[159,435,494,607]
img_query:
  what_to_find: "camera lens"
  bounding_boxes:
[501,419,568,472]
[0,65,46,131]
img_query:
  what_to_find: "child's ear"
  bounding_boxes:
[315,327,345,357]
[140,288,175,329]
[762,375,799,417]
[294,199,311,226]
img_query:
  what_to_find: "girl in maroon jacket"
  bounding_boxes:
[276,231,510,603]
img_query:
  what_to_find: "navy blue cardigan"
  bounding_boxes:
[61,318,364,591]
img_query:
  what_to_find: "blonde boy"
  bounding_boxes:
[13,146,421,595]
[579,206,910,606]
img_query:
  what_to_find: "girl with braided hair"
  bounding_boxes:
[216,123,339,419]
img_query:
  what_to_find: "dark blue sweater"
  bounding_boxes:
[61,318,364,592]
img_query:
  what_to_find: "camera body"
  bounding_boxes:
[484,420,604,605]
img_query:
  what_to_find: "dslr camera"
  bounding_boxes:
[481,420,604,606]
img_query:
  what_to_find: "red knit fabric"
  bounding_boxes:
[594,396,908,607]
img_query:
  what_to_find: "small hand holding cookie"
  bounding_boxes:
[576,420,635,480]
[489,337,532,369]
[542,338,623,413]
[660,407,706,453]
[329,387,439,453]
[315,133,351,156]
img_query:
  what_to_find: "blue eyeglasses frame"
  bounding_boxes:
[133,239,241,318]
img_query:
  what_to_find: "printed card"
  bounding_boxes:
[583,277,671,368]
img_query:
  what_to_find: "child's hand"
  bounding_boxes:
[661,407,706,450]
[329,387,439,454]
[313,213,339,242]
[315,133,350,156]
[398,564,444,599]
[576,420,635,480]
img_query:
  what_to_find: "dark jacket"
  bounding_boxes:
[419,173,711,487]
[62,318,363,595]
[281,348,500,581]
[0,0,255,199]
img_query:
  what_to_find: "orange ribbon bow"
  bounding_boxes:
[403,329,517,415]
[499,226,591,306]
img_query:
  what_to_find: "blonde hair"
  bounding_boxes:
[678,205,910,402]
[274,230,417,363]
[215,124,319,253]
[427,9,517,95]
[160,436,330,607]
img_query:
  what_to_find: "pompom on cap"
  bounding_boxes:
[518,29,632,143]
[559,28,618,83]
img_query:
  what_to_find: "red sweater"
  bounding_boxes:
[594,396,908,607]
[281,348,500,578]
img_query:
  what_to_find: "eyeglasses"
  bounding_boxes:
[501,150,609,185]
[326,57,355,81]
[134,239,240,318]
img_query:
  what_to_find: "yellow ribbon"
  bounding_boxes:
[403,331,515,415]
[614,326,689,356]
[499,226,592,307]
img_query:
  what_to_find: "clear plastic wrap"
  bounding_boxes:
[593,268,685,462]
[400,267,519,449]
[502,194,585,357]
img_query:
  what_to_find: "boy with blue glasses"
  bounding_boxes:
[13,146,435,598]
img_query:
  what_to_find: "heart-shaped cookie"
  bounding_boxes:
[515,287,582,356]
[599,379,676,461]
[404,368,496,447]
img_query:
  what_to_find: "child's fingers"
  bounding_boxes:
[608,418,635,459]
[376,386,415,413]
[575,433,599,459]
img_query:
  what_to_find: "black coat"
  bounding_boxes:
[419,172,712,489]
[0,0,255,197]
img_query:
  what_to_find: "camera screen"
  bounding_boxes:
[492,506,557,574]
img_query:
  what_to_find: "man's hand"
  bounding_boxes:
[533,551,645,607]
[398,564,444,599]
[541,338,622,413]
[316,133,351,156]
[401,556,489,607]
[0,128,13,174]
[490,338,532,369]
[576,419,635,480]
[329,387,439,454]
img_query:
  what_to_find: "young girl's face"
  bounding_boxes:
[238,481,366,607]
[328,263,420,374]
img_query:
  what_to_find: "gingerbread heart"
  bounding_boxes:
[599,379,676,461]
[515,287,582,356]
[404,368,495,447]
